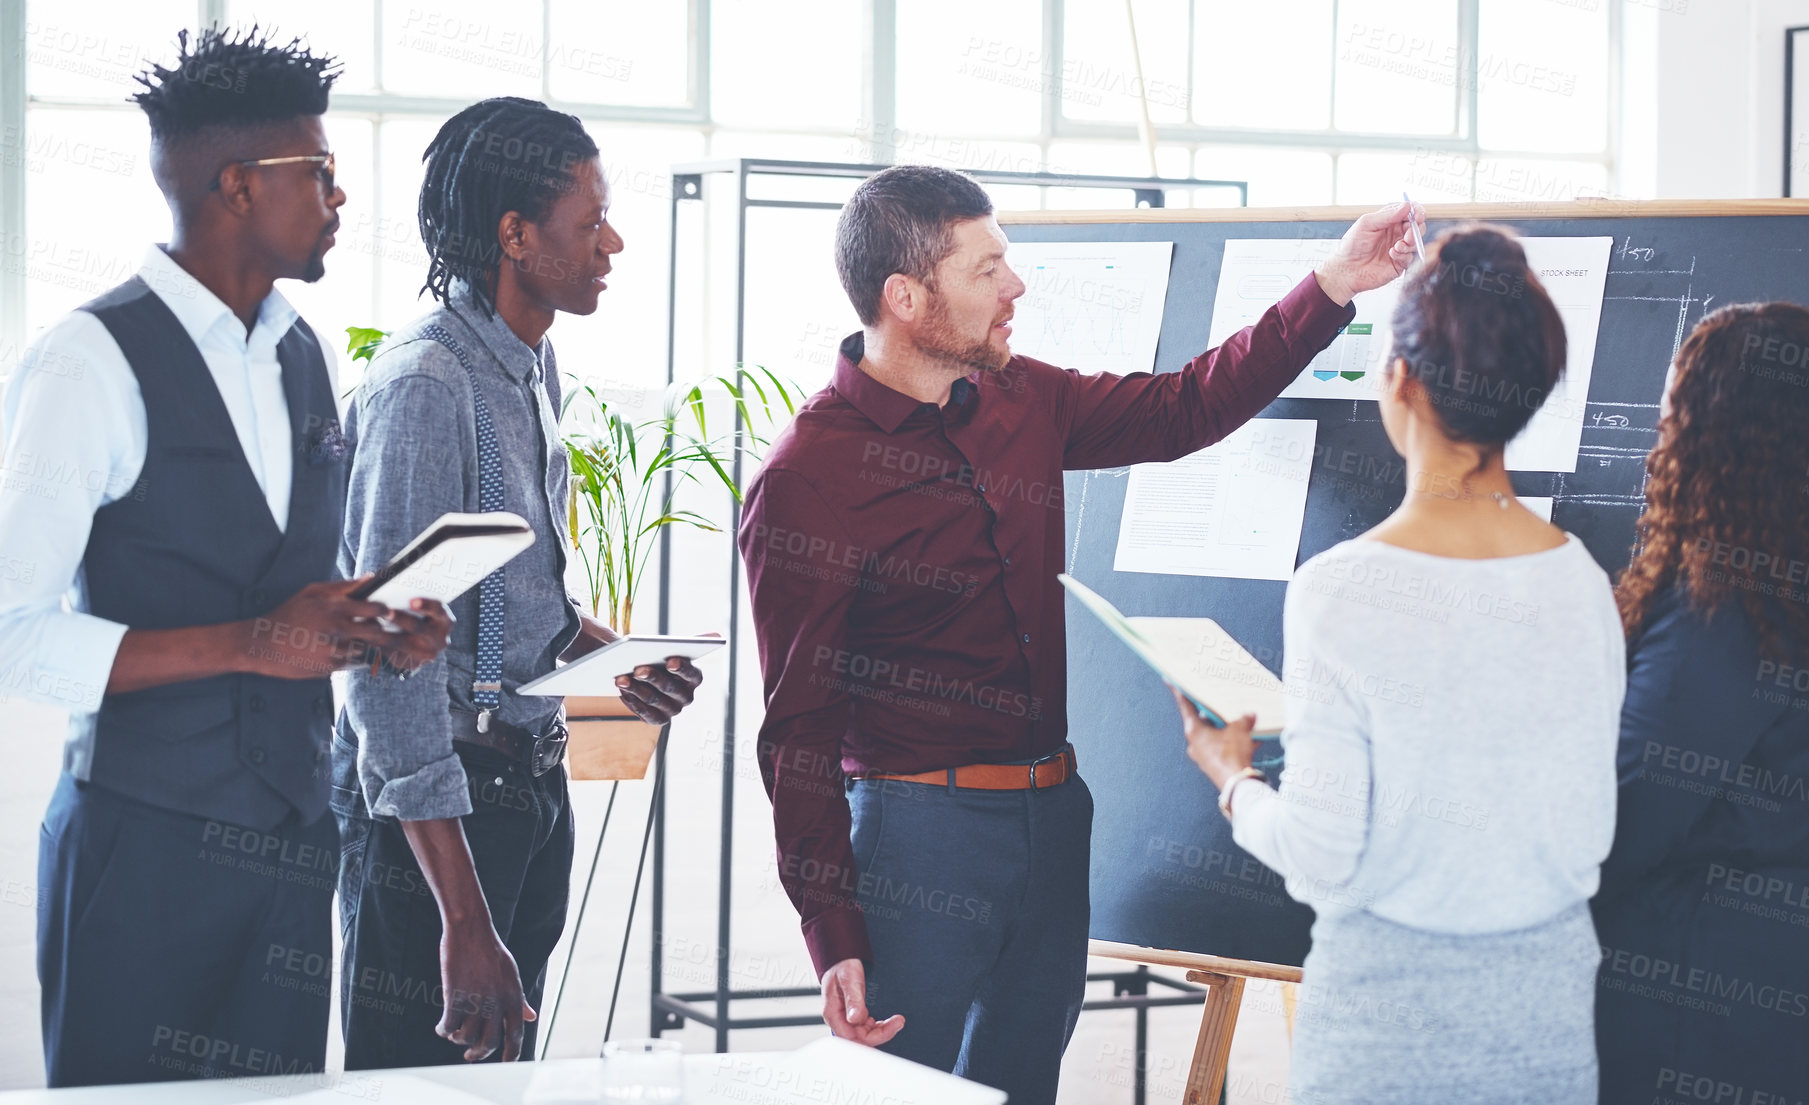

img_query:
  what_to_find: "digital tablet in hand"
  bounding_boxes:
[516,634,727,696]
[349,511,536,611]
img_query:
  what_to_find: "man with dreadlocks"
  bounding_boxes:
[0,27,453,1086]
[332,96,703,1067]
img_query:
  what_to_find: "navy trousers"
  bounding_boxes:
[335,740,574,1069]
[849,769,1093,1105]
[37,775,338,1087]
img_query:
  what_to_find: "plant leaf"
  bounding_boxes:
[638,511,722,536]
[346,326,389,363]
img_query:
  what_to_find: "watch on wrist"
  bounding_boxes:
[1218,766,1266,821]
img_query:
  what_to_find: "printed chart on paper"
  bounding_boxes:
[1206,237,1613,472]
[1004,241,1174,376]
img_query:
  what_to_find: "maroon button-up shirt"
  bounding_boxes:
[737,274,1355,975]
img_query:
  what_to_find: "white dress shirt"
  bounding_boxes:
[0,245,336,775]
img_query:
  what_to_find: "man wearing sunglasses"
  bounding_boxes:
[0,29,451,1086]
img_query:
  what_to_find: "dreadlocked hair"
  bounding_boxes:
[417,97,600,314]
[133,25,339,140]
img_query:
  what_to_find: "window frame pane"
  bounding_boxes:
[4,0,1628,375]
[1051,0,1615,197]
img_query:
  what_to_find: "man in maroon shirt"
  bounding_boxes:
[737,166,1419,1102]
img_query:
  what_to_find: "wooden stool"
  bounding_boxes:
[1090,940,1303,1105]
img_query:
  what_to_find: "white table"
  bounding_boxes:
[0,1038,1007,1105]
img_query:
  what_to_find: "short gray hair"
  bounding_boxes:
[834,165,994,326]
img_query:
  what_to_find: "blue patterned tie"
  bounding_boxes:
[420,325,504,732]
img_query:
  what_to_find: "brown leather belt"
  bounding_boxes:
[853,747,1077,791]
[451,712,568,777]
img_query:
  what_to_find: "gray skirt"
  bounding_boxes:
[1288,903,1599,1105]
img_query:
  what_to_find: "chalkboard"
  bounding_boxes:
[1001,201,1809,966]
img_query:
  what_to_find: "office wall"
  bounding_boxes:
[1644,0,1809,197]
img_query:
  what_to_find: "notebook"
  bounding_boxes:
[1060,573,1285,737]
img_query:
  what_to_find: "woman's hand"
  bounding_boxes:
[1172,686,1257,791]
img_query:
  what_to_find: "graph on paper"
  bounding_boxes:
[1205,236,1613,472]
[1207,238,1397,402]
[1003,240,1173,376]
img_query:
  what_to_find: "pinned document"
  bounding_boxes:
[1113,418,1317,581]
[1004,240,1174,375]
[1209,239,1392,402]
[1205,236,1614,473]
[1520,496,1554,521]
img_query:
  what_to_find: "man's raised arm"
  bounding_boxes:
[1054,200,1424,470]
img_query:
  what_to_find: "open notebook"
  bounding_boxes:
[1060,573,1286,738]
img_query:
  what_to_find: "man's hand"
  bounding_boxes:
[1314,199,1427,307]
[400,817,533,1062]
[821,958,904,1047]
[239,578,394,679]
[438,918,535,1062]
[563,611,706,725]
[374,597,456,676]
[1172,687,1256,790]
[615,657,704,725]
[561,610,618,662]
[104,577,443,695]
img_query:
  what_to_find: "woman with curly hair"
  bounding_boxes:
[1594,302,1809,1105]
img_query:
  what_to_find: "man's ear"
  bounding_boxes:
[880,272,922,325]
[497,210,532,264]
[213,163,256,216]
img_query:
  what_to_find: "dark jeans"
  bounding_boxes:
[335,741,574,1069]
[37,775,337,1087]
[849,770,1093,1105]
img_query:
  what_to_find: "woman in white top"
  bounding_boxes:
[1177,226,1626,1105]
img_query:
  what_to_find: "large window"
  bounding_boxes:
[0,0,1634,1066]
[6,0,1624,392]
[1056,0,1613,207]
[5,0,709,390]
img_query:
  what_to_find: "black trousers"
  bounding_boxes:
[850,773,1094,1105]
[37,775,338,1087]
[335,741,575,1069]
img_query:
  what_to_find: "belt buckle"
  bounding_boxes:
[1028,749,1065,791]
[530,720,568,777]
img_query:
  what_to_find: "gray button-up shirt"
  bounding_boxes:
[338,281,582,820]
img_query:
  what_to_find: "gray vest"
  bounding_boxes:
[79,278,346,829]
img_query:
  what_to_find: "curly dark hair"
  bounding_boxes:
[133,26,339,139]
[416,97,600,315]
[1617,302,1809,655]
[1387,225,1568,463]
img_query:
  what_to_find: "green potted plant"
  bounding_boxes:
[558,365,800,778]
[346,327,802,779]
